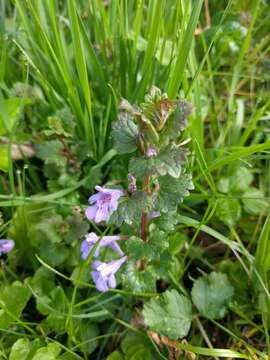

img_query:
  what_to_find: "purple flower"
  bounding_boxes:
[80,232,123,259]
[91,256,127,292]
[85,186,124,223]
[146,147,157,158]
[0,239,15,255]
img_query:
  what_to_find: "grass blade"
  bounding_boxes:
[255,213,270,276]
[167,0,203,97]
[67,0,96,155]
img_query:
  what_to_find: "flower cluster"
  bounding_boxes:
[82,186,126,292]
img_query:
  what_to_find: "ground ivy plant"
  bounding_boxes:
[80,86,194,295]
[77,87,235,342]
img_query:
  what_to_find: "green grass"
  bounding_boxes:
[0,0,270,359]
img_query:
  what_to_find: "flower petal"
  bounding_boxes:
[0,239,15,255]
[91,270,100,282]
[108,274,116,288]
[88,192,101,204]
[100,236,120,246]
[81,232,101,259]
[111,189,124,200]
[95,185,104,192]
[100,256,127,278]
[80,240,92,260]
[86,232,99,244]
[95,206,109,223]
[91,271,108,292]
[85,205,98,221]
[96,277,109,292]
[92,260,103,270]
[109,190,123,211]
[108,197,119,211]
[148,211,161,220]
[91,256,127,293]
[108,241,124,256]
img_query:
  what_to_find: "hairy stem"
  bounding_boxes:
[140,175,151,241]
[141,212,148,241]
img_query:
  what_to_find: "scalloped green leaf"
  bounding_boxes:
[129,144,188,179]
[191,272,234,320]
[32,343,61,360]
[242,187,268,215]
[143,289,192,339]
[122,262,157,293]
[112,113,138,154]
[9,339,31,360]
[35,140,66,167]
[215,198,241,226]
[126,236,146,260]
[161,100,192,140]
[110,192,153,226]
[0,281,31,330]
[155,173,194,212]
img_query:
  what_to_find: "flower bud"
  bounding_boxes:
[128,173,137,193]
